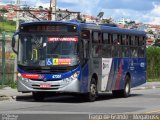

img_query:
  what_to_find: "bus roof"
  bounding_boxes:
[20,20,146,36]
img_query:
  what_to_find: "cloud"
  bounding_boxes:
[97,1,160,25]
[57,0,101,16]
[57,0,80,8]
[140,4,160,25]
[99,0,158,11]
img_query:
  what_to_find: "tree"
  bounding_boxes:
[101,18,112,24]
[148,30,154,34]
[0,8,8,21]
[154,38,160,46]
[0,8,8,14]
[39,6,43,10]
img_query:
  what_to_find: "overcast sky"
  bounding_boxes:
[1,0,160,25]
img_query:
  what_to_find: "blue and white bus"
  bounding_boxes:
[12,21,146,101]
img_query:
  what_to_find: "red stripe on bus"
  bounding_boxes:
[115,62,123,90]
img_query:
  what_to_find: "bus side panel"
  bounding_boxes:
[131,58,146,87]
[101,58,112,91]
[80,63,89,93]
[106,58,124,91]
[106,58,134,91]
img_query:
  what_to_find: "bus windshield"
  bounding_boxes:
[18,35,79,66]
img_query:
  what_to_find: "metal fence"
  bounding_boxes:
[0,32,15,88]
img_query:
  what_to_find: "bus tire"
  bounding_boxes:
[123,75,131,97]
[112,75,131,98]
[32,92,45,101]
[86,77,97,102]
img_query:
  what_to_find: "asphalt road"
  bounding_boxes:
[0,88,160,120]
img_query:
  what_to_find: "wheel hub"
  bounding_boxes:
[90,84,96,96]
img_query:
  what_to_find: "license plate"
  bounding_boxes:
[40,84,51,88]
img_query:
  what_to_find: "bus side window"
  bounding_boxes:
[138,36,145,58]
[129,36,132,45]
[113,34,118,45]
[92,31,102,57]
[126,35,129,45]
[138,47,145,58]
[118,34,122,45]
[131,36,135,46]
[93,32,101,43]
[135,36,139,46]
[122,34,126,45]
[139,36,144,46]
[143,36,146,45]
[103,33,109,44]
[102,32,112,57]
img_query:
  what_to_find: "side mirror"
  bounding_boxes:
[12,32,19,54]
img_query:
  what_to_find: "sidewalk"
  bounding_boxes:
[133,82,160,90]
[0,87,31,101]
[0,82,160,101]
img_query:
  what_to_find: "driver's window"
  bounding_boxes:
[81,30,90,59]
[81,30,90,39]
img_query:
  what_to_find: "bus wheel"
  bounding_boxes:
[112,75,131,98]
[86,78,97,102]
[32,92,45,101]
[123,75,131,97]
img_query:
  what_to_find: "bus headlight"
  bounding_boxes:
[62,71,80,85]
[17,73,29,82]
[72,71,80,79]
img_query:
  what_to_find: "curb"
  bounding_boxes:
[0,95,11,101]
[133,85,160,90]
[0,95,32,101]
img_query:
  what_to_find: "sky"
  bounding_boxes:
[1,0,160,25]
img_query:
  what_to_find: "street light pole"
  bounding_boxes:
[14,0,20,81]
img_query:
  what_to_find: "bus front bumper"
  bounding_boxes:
[17,76,80,93]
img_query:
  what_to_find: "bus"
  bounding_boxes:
[12,21,146,102]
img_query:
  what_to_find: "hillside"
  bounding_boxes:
[0,21,16,33]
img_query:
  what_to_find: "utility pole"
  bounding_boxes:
[49,0,56,20]
[14,0,20,81]
[16,0,20,30]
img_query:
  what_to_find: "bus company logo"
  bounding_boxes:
[39,75,44,79]
[52,75,62,79]
[103,63,109,69]
[140,62,145,67]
